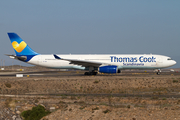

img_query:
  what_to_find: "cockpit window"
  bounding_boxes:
[167,58,172,60]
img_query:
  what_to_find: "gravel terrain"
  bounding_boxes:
[0,70,180,119]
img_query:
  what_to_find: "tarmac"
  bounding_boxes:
[0,70,179,77]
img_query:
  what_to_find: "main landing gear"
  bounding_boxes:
[84,72,97,75]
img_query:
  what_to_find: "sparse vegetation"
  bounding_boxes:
[173,80,178,83]
[35,99,39,103]
[103,109,111,114]
[162,98,167,100]
[177,100,180,104]
[127,105,130,108]
[93,80,99,83]
[21,105,51,120]
[5,83,11,88]
[92,107,99,111]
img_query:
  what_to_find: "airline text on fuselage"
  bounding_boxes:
[110,56,156,63]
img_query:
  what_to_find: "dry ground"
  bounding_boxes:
[0,72,180,119]
[0,73,180,95]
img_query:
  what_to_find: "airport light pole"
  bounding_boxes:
[12,59,14,70]
[0,59,1,68]
[3,60,5,68]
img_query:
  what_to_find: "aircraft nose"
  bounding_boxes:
[172,60,177,66]
[166,60,177,67]
[173,60,177,65]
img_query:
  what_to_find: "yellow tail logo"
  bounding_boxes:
[12,41,27,53]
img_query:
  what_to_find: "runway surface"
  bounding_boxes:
[0,70,179,77]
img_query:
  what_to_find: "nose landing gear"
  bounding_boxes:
[157,69,161,75]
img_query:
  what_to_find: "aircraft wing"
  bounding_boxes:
[54,54,103,67]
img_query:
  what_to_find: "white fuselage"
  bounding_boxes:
[27,54,176,70]
[7,33,176,73]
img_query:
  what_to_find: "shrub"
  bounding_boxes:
[21,105,51,120]
[92,107,99,111]
[93,80,99,83]
[173,80,178,83]
[127,105,130,108]
[162,98,167,100]
[35,99,39,103]
[103,109,111,114]
[5,83,11,88]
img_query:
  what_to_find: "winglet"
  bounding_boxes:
[54,54,61,59]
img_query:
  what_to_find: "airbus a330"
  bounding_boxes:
[6,33,176,75]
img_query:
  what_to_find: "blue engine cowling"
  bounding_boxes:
[99,65,120,73]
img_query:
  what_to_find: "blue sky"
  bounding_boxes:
[0,1,180,68]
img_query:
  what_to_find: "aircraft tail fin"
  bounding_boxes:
[7,33,39,56]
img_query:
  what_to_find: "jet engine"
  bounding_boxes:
[99,65,120,74]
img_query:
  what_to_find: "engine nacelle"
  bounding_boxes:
[99,65,120,74]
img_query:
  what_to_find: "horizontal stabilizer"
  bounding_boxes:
[5,54,27,61]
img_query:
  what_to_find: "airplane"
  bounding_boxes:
[6,33,176,75]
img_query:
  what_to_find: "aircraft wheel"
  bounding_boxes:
[84,72,88,75]
[93,72,97,75]
[157,72,160,75]
[84,72,97,75]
